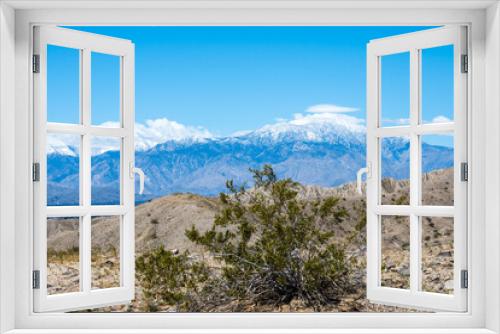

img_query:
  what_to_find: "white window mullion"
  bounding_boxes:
[452,25,469,304]
[81,48,92,294]
[33,26,48,307]
[365,45,380,298]
[409,48,421,294]
[121,44,135,294]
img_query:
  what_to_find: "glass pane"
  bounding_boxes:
[47,217,80,295]
[91,216,121,289]
[91,136,121,205]
[421,134,454,206]
[380,136,410,205]
[380,52,410,127]
[421,45,454,124]
[381,215,410,289]
[47,133,80,206]
[91,52,121,127]
[47,45,80,124]
[421,216,454,294]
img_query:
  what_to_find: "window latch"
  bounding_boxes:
[356,162,371,195]
[130,162,145,195]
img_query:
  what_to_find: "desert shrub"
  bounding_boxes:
[186,165,355,309]
[135,247,210,312]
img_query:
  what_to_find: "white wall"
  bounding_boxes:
[0,2,16,333]
[485,2,500,332]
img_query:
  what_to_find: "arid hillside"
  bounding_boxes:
[47,168,454,312]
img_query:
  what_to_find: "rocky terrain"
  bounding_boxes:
[47,168,454,312]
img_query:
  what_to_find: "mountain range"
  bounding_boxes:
[46,114,453,205]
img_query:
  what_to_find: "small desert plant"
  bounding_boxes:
[135,247,210,312]
[47,247,79,263]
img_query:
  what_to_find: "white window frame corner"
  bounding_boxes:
[0,1,498,333]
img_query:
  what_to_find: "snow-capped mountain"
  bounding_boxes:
[240,113,365,144]
[46,113,453,205]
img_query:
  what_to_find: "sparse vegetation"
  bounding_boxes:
[46,167,455,312]
[136,165,357,311]
[136,247,210,311]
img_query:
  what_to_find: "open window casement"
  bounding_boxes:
[364,26,468,312]
[33,26,141,312]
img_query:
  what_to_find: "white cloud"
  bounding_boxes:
[306,104,358,114]
[382,118,410,126]
[47,118,214,156]
[134,118,213,151]
[432,115,452,123]
[290,111,365,131]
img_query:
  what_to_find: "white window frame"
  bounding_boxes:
[33,26,136,312]
[1,1,499,333]
[366,26,468,312]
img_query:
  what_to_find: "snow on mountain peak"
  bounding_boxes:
[47,134,79,156]
[135,118,214,151]
[47,111,367,156]
[240,112,365,143]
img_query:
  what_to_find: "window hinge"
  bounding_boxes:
[32,54,40,73]
[32,270,40,289]
[461,162,468,182]
[461,54,468,73]
[32,162,40,182]
[461,269,468,289]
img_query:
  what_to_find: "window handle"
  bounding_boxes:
[130,163,145,195]
[356,163,371,195]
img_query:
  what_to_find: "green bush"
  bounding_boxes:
[135,247,209,311]
[186,165,354,309]
[136,165,358,311]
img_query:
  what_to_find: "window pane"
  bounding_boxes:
[421,134,454,206]
[380,136,410,205]
[91,216,121,289]
[421,216,454,294]
[47,133,80,206]
[421,45,454,124]
[380,52,410,127]
[91,137,121,205]
[91,52,121,127]
[381,215,410,289]
[47,217,80,295]
[47,45,80,124]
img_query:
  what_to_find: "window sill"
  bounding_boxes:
[3,329,497,334]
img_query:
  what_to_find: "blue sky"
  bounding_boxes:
[48,26,453,147]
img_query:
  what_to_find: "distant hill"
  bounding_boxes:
[47,168,453,255]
